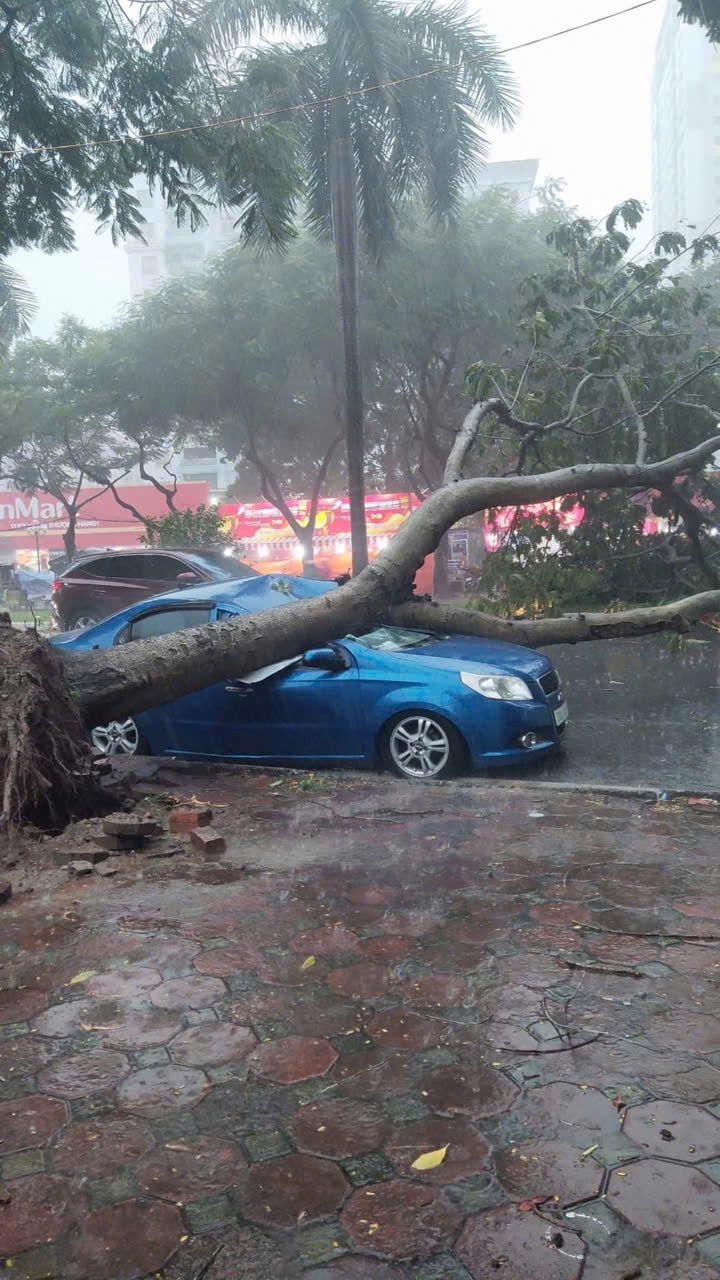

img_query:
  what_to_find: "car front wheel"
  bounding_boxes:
[91,718,146,757]
[381,711,466,781]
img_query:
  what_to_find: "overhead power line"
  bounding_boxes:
[0,0,659,159]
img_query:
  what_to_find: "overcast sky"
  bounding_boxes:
[10,0,666,337]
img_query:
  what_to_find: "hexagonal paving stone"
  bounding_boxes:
[48,1116,155,1177]
[377,909,446,937]
[0,1094,67,1153]
[37,1049,130,1099]
[290,1098,387,1158]
[607,1160,720,1235]
[623,1101,720,1161]
[529,902,591,926]
[242,1152,349,1227]
[136,1134,246,1202]
[249,1035,338,1084]
[421,1064,519,1120]
[367,1008,446,1050]
[257,953,329,987]
[101,1010,184,1050]
[346,884,401,906]
[116,1065,210,1117]
[32,998,109,1038]
[168,1022,257,1067]
[456,1204,585,1278]
[150,975,227,1010]
[341,1180,461,1260]
[304,1264,399,1280]
[290,925,360,956]
[495,1140,604,1206]
[385,1116,490,1184]
[357,935,416,963]
[0,986,48,1024]
[395,972,469,1008]
[71,1198,184,1280]
[334,1048,417,1099]
[0,1173,76,1254]
[85,966,163,1000]
[513,1082,621,1144]
[192,943,262,977]
[327,964,394,999]
[287,999,360,1039]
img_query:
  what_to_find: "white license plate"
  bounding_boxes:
[553,702,569,728]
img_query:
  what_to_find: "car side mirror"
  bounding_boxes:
[302,647,345,671]
[176,571,200,586]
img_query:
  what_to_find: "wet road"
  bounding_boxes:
[518,631,720,791]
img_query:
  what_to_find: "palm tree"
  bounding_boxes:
[234,0,517,571]
[0,263,35,356]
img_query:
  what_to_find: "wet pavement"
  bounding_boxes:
[3,767,720,1277]
[527,632,720,792]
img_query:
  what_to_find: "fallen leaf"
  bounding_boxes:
[518,1196,549,1212]
[579,1144,599,1160]
[68,970,97,986]
[300,956,316,971]
[411,1144,449,1170]
[80,1023,115,1033]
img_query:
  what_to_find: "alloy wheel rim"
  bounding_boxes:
[72,616,97,631]
[390,715,450,778]
[91,719,140,756]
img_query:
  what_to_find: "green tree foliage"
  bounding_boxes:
[0,1,304,258]
[0,318,115,556]
[462,201,720,610]
[141,504,232,547]
[679,0,720,42]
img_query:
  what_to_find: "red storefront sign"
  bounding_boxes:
[219,492,433,591]
[0,482,210,556]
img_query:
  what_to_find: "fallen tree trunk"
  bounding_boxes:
[4,432,720,827]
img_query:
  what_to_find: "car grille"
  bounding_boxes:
[539,668,560,696]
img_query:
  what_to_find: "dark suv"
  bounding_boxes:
[51,547,257,631]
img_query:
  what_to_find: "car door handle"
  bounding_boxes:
[225,683,251,695]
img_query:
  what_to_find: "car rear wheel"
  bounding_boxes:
[381,711,467,781]
[68,610,102,631]
[91,718,147,757]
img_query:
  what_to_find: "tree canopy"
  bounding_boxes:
[679,0,720,42]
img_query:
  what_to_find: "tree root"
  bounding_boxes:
[0,617,102,829]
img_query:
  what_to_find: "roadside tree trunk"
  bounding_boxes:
[329,114,368,575]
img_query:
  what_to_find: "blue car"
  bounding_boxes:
[52,574,568,779]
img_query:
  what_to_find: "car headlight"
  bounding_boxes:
[460,671,533,701]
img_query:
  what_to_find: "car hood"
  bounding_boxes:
[355,633,552,680]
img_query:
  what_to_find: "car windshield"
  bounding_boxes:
[349,626,435,651]
[189,551,259,580]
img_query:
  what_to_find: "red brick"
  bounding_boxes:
[169,806,213,833]
[48,1117,155,1177]
[190,827,226,854]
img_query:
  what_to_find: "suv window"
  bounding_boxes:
[123,606,213,643]
[139,554,187,581]
[75,555,149,580]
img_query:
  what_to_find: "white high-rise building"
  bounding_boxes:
[124,181,238,499]
[652,2,720,236]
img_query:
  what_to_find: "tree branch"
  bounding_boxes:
[616,373,647,465]
[390,590,720,649]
